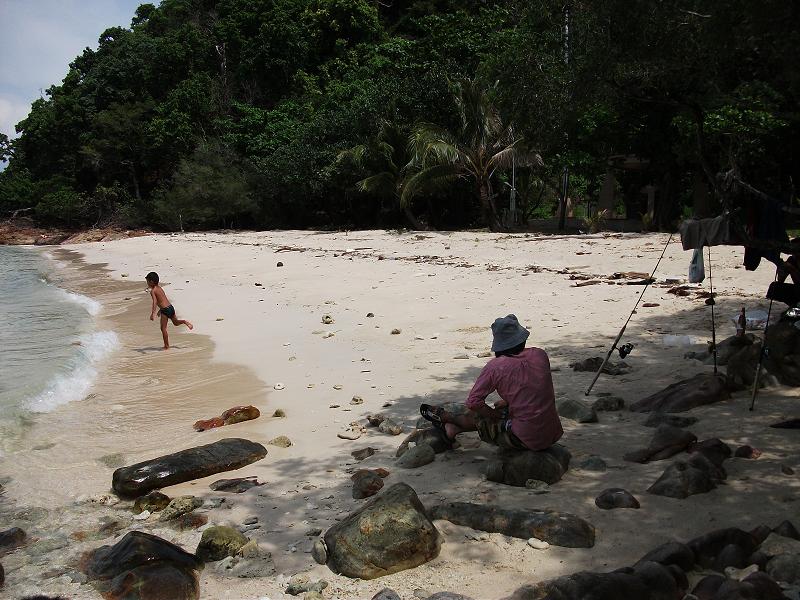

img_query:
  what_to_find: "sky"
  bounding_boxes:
[0,0,148,140]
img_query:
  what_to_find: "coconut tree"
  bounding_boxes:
[403,79,542,231]
[336,120,424,230]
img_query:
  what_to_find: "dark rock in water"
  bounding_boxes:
[647,457,717,499]
[556,398,598,423]
[486,444,571,486]
[712,542,749,572]
[575,455,607,472]
[196,526,249,562]
[352,469,385,499]
[0,527,26,551]
[643,413,698,428]
[635,541,695,571]
[692,574,725,599]
[193,406,260,431]
[733,445,761,459]
[112,438,268,498]
[688,438,732,467]
[428,502,595,548]
[570,357,630,375]
[209,476,264,493]
[84,531,202,581]
[105,562,199,600]
[592,396,625,411]
[623,425,697,463]
[770,418,800,429]
[371,589,401,600]
[397,444,436,468]
[322,483,441,579]
[595,488,640,510]
[773,519,800,540]
[630,374,729,413]
[505,560,683,600]
[766,553,800,584]
[686,528,757,569]
[396,429,452,457]
[133,491,171,514]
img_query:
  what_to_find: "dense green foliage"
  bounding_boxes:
[1,0,798,230]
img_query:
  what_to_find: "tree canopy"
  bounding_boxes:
[1,0,797,230]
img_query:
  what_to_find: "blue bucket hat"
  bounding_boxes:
[490,314,530,352]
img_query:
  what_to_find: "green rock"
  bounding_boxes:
[133,491,171,515]
[159,496,202,521]
[196,526,249,562]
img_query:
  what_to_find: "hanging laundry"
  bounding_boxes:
[679,214,732,250]
[744,196,786,271]
[688,248,705,283]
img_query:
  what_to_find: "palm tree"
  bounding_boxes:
[337,120,424,230]
[403,79,542,231]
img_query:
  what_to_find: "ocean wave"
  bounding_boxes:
[27,330,119,413]
[56,288,102,316]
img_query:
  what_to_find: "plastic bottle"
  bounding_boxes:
[736,307,746,337]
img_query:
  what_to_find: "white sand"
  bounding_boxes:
[2,230,799,599]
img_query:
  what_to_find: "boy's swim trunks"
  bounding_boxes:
[159,304,176,318]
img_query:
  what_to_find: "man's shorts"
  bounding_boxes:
[475,417,528,450]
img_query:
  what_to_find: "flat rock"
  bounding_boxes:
[485,444,571,486]
[193,406,260,431]
[644,413,699,428]
[352,470,385,499]
[112,438,268,498]
[760,533,800,557]
[630,374,730,413]
[506,560,683,600]
[595,488,640,510]
[556,398,598,423]
[397,444,436,468]
[209,476,263,493]
[429,502,595,548]
[352,447,377,461]
[83,531,202,581]
[592,396,625,411]
[575,455,607,471]
[323,482,441,579]
[623,425,697,463]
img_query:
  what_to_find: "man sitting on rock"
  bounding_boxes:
[420,314,563,451]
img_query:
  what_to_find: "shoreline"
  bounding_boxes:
[2,230,799,598]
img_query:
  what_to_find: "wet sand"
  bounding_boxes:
[2,230,799,599]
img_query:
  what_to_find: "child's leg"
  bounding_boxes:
[170,316,194,330]
[160,314,170,349]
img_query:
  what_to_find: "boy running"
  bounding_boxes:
[145,272,193,349]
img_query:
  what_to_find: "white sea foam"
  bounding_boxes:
[27,330,119,413]
[57,289,102,316]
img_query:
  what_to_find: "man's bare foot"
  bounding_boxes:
[162,346,170,350]
[187,321,194,330]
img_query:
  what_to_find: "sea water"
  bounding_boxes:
[0,246,118,452]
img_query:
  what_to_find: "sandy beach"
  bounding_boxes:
[2,229,799,599]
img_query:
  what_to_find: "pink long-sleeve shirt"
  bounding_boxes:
[466,347,563,451]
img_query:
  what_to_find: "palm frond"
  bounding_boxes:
[336,144,367,168]
[400,163,459,207]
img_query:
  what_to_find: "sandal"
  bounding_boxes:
[420,403,446,423]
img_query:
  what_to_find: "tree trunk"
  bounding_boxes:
[479,182,502,231]
[129,163,142,203]
[402,203,425,230]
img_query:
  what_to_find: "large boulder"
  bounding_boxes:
[623,425,697,463]
[503,561,684,600]
[629,374,730,413]
[647,453,723,499]
[485,445,571,486]
[428,502,595,548]
[112,438,267,498]
[83,531,202,599]
[321,483,441,579]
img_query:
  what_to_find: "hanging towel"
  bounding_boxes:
[679,214,731,250]
[689,248,705,283]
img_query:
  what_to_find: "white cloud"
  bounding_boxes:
[0,0,147,138]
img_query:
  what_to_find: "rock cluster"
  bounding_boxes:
[648,438,732,499]
[192,405,260,431]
